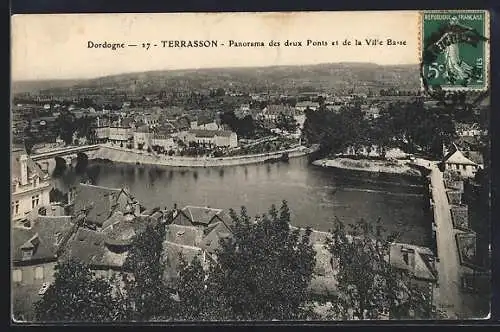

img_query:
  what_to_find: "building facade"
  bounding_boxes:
[151,134,176,151]
[133,126,153,150]
[182,129,238,148]
[109,126,134,145]
[11,149,51,223]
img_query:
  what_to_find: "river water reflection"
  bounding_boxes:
[54,157,432,247]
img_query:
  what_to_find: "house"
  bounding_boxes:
[133,125,153,150]
[71,183,138,230]
[190,115,221,131]
[11,148,52,224]
[94,126,110,143]
[363,106,380,120]
[142,113,161,127]
[325,104,343,113]
[170,205,225,227]
[151,133,176,151]
[295,101,320,112]
[12,216,76,320]
[455,123,484,138]
[443,145,482,178]
[108,126,134,145]
[181,129,238,148]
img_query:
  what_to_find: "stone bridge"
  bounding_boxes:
[31,145,101,174]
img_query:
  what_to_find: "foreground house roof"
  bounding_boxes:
[72,183,133,227]
[443,145,477,166]
[12,216,75,264]
[62,227,128,270]
[179,205,225,226]
[389,243,437,281]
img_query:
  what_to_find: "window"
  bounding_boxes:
[12,201,19,215]
[22,250,32,261]
[31,195,40,209]
[462,165,466,170]
[35,266,44,280]
[13,269,22,282]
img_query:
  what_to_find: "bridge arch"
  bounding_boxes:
[53,156,68,177]
[75,152,89,174]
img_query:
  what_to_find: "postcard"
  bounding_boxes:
[11,10,491,322]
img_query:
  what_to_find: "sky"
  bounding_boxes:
[11,11,421,81]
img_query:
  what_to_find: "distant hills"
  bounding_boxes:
[12,62,421,95]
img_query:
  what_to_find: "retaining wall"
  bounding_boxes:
[91,145,313,168]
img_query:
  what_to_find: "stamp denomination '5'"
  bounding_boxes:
[421,10,489,91]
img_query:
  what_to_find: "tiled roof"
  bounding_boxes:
[104,216,150,246]
[165,224,204,247]
[296,101,320,108]
[188,129,234,138]
[101,211,125,230]
[389,243,437,281]
[199,221,232,254]
[11,149,49,184]
[443,145,477,166]
[464,151,484,165]
[63,228,128,269]
[135,125,150,133]
[163,241,202,287]
[72,183,122,226]
[265,104,295,115]
[181,205,224,225]
[195,115,215,126]
[12,216,75,263]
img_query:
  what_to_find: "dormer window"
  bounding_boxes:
[21,248,33,261]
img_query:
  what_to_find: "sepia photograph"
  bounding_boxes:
[10,10,491,322]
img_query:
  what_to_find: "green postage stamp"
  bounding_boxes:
[420,10,490,91]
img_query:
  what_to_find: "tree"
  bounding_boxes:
[122,222,174,321]
[56,111,76,145]
[34,259,124,322]
[326,218,434,320]
[276,112,299,133]
[176,201,317,320]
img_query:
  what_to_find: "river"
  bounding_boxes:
[53,156,432,247]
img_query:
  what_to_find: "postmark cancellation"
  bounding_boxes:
[420,10,490,92]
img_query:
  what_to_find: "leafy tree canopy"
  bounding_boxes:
[34,258,124,322]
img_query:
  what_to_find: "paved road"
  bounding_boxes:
[428,162,463,319]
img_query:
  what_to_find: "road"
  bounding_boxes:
[428,162,464,319]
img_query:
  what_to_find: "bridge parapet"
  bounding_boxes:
[31,145,101,161]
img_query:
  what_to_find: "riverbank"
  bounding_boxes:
[312,158,422,177]
[90,145,316,168]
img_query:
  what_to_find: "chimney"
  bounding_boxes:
[20,154,29,186]
[134,201,141,216]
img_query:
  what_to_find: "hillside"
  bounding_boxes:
[12,79,86,95]
[12,63,420,95]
